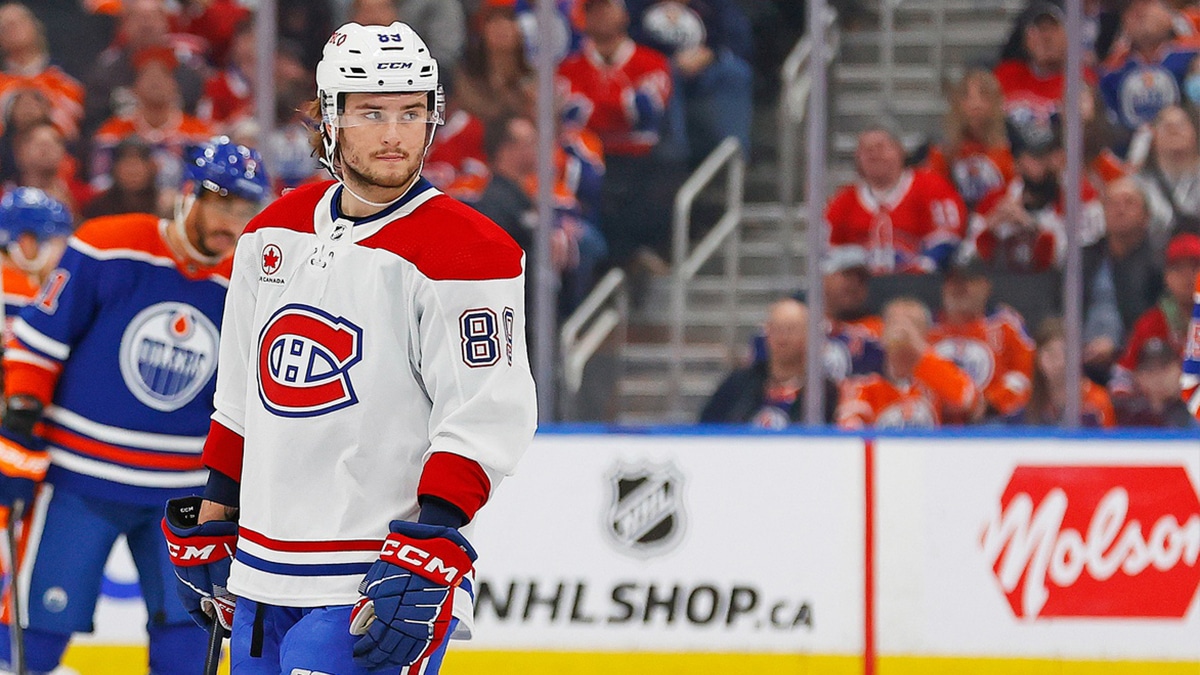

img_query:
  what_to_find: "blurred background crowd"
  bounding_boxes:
[1,0,1197,430]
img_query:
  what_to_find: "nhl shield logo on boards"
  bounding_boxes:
[605,463,686,558]
[119,302,220,412]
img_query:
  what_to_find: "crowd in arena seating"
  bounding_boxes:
[1,0,797,328]
[702,0,1200,430]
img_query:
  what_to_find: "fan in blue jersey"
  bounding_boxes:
[0,137,268,675]
[0,188,74,341]
[163,20,536,675]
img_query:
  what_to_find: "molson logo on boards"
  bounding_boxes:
[982,466,1200,619]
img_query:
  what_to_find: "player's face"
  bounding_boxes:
[190,193,257,259]
[338,92,431,196]
[11,233,67,279]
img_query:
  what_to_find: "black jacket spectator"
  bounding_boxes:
[699,360,839,426]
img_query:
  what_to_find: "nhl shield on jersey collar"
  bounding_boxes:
[329,177,438,227]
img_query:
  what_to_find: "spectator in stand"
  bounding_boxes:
[91,46,213,195]
[0,2,85,141]
[820,246,885,381]
[197,16,255,131]
[454,3,535,125]
[626,0,754,164]
[700,297,838,427]
[930,257,1036,421]
[926,68,1015,211]
[1137,105,1200,254]
[0,86,53,183]
[8,120,92,218]
[826,127,967,275]
[259,40,325,192]
[1009,317,1116,426]
[470,114,608,316]
[1114,336,1195,426]
[1098,0,1200,142]
[1182,258,1200,421]
[424,97,488,191]
[1082,177,1165,382]
[964,116,1105,273]
[1111,232,1200,388]
[179,0,251,68]
[83,0,208,138]
[836,297,980,429]
[558,0,677,267]
[349,0,465,76]
[82,135,161,218]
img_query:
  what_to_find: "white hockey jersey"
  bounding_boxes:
[203,178,537,625]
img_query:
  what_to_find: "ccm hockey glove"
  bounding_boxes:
[162,496,238,632]
[0,394,49,508]
[349,520,476,671]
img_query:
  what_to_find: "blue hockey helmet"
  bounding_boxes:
[0,187,73,248]
[187,136,271,203]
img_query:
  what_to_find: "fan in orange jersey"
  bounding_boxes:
[0,188,72,344]
[930,258,1035,420]
[0,4,85,140]
[925,68,1015,210]
[836,297,981,429]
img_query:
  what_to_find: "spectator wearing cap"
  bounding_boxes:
[1010,317,1116,427]
[83,135,161,218]
[929,257,1036,421]
[925,68,1015,211]
[91,45,212,195]
[1098,0,1200,141]
[964,115,1105,273]
[1113,232,1200,381]
[700,297,839,427]
[836,297,981,429]
[1113,337,1195,426]
[821,246,885,381]
[994,2,1097,144]
[626,0,754,165]
[1137,104,1200,252]
[1082,177,1165,382]
[0,2,85,141]
[82,0,207,139]
[826,128,968,275]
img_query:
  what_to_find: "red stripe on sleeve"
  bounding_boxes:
[417,452,492,521]
[201,419,245,482]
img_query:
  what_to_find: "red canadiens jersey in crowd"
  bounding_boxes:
[930,310,1036,417]
[425,108,488,191]
[557,38,672,157]
[826,168,968,274]
[1182,274,1200,421]
[197,68,253,125]
[994,59,1096,132]
[835,352,979,429]
[967,176,1104,272]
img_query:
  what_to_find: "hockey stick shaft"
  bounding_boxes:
[203,618,224,675]
[5,499,25,675]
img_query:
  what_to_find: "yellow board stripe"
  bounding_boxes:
[63,646,1199,675]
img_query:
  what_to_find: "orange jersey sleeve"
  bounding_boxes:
[913,351,980,417]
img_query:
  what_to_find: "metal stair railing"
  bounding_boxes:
[558,268,627,418]
[667,136,745,418]
[778,6,839,282]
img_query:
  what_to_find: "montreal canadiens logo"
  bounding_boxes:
[262,244,282,275]
[119,302,220,412]
[258,304,363,417]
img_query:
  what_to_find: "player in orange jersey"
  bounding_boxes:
[836,297,981,429]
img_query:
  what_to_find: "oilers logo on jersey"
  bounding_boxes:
[1120,68,1179,127]
[119,302,220,412]
[257,303,363,417]
[933,337,997,390]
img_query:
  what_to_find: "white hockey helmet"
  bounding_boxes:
[315,22,445,169]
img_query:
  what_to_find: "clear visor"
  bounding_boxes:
[332,108,441,128]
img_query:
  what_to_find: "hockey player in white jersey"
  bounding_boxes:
[162,21,537,675]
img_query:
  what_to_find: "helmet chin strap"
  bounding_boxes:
[172,193,223,266]
[319,120,438,213]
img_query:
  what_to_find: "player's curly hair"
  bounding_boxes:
[304,98,329,165]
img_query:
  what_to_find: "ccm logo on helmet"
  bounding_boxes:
[381,541,462,585]
[377,62,413,70]
[258,304,363,418]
